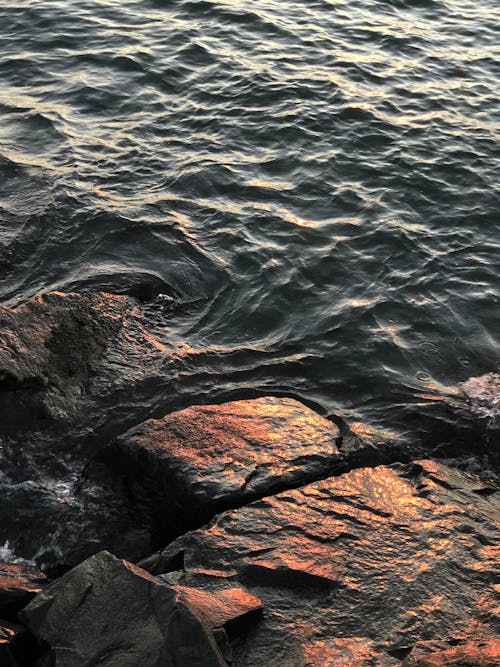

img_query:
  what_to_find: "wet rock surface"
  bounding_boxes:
[141,460,500,666]
[0,292,133,431]
[21,550,229,667]
[0,563,46,620]
[403,639,500,666]
[0,291,166,564]
[0,291,499,665]
[98,396,396,543]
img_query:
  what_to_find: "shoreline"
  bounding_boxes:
[0,290,498,666]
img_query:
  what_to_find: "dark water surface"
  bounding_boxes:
[1,0,499,446]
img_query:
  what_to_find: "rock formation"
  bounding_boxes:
[141,461,499,666]
[97,396,395,543]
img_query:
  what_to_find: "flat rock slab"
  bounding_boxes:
[21,550,229,667]
[99,396,390,540]
[0,563,46,619]
[141,460,500,667]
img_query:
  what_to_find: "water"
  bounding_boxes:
[1,0,499,447]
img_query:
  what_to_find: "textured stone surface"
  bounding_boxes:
[99,396,393,542]
[403,639,500,666]
[141,460,500,666]
[21,550,228,667]
[0,292,132,429]
[172,585,262,632]
[0,563,46,619]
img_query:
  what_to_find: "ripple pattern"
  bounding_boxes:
[0,0,499,441]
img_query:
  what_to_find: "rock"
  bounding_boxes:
[460,372,500,421]
[171,585,262,663]
[0,290,171,564]
[0,620,39,667]
[0,292,132,430]
[172,585,262,633]
[140,460,500,666]
[0,563,46,619]
[403,639,500,666]
[0,476,151,571]
[21,550,228,667]
[98,396,394,543]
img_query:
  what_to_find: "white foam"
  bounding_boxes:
[0,540,33,565]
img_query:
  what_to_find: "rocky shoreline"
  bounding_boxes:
[0,292,498,666]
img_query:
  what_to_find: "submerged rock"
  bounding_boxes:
[97,396,393,543]
[21,550,229,667]
[141,460,500,666]
[0,562,46,620]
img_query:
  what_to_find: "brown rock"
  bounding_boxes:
[100,396,392,542]
[173,585,262,631]
[141,461,500,666]
[404,638,500,666]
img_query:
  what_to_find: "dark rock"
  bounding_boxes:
[0,292,132,430]
[140,460,500,666]
[98,396,393,543]
[21,550,228,667]
[0,563,46,620]
[0,620,39,667]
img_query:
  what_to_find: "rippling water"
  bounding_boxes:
[1,0,499,444]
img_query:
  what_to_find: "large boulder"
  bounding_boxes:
[140,460,500,666]
[21,550,229,667]
[98,396,393,543]
[0,562,45,619]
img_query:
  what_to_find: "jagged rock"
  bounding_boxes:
[21,550,228,667]
[141,460,500,667]
[172,586,263,663]
[0,563,46,619]
[172,585,262,631]
[98,396,394,543]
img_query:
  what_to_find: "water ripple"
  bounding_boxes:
[0,0,499,442]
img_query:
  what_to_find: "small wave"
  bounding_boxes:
[0,540,33,565]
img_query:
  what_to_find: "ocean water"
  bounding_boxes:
[1,0,499,447]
